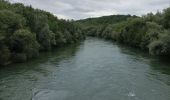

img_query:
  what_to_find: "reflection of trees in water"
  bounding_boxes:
[117,43,151,62]
[149,59,170,86]
[0,43,82,100]
[49,42,82,64]
[149,58,170,75]
[0,43,81,81]
[118,43,170,85]
[118,43,170,75]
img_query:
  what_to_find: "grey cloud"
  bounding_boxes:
[9,0,170,19]
[68,7,94,13]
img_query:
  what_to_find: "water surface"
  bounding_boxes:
[0,37,170,100]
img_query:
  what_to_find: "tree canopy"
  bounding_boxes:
[77,7,170,56]
[0,0,85,65]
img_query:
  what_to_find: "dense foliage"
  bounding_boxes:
[76,15,136,37]
[0,0,85,65]
[0,0,169,65]
[77,7,170,56]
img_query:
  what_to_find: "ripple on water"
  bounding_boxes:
[32,88,72,100]
[128,92,136,97]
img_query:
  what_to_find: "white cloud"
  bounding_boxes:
[9,0,170,19]
[53,14,71,19]
[54,1,74,11]
[85,10,116,17]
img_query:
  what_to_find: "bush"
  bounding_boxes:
[0,0,85,65]
[163,7,170,29]
[0,46,11,65]
[0,10,25,36]
[12,53,27,63]
[120,18,147,47]
[149,40,164,55]
[0,34,11,65]
[140,22,162,50]
[149,33,170,56]
[10,29,40,60]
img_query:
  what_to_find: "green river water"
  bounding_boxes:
[0,37,170,100]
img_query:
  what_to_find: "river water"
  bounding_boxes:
[0,37,170,100]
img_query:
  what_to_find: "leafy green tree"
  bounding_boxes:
[0,34,10,65]
[163,7,170,29]
[0,10,25,36]
[149,33,170,56]
[25,12,54,51]
[10,29,39,62]
[0,0,10,10]
[77,6,170,57]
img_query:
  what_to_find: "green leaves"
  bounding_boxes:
[78,6,170,56]
[163,7,170,29]
[0,10,25,36]
[10,29,39,61]
[149,34,170,56]
[0,43,10,65]
[0,0,84,65]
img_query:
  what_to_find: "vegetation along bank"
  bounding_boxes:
[0,0,170,66]
[0,0,85,65]
[76,7,170,57]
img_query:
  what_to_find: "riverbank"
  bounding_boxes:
[76,7,170,56]
[0,0,85,66]
[0,37,170,100]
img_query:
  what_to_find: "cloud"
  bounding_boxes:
[85,10,116,17]
[54,1,74,11]
[9,0,170,19]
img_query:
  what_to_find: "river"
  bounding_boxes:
[0,37,170,100]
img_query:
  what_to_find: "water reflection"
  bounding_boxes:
[117,43,170,86]
[0,43,81,100]
[0,37,170,100]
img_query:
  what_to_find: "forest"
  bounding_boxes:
[0,0,170,100]
[76,7,170,57]
[0,0,85,65]
[0,0,170,66]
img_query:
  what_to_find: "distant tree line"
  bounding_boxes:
[0,0,85,65]
[0,0,170,65]
[76,7,170,56]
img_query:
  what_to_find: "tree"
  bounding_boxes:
[0,34,10,65]
[149,32,170,56]
[10,29,39,62]
[0,0,84,65]
[0,10,25,36]
[163,7,170,29]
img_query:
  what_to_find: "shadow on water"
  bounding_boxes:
[149,57,170,75]
[117,43,170,85]
[0,42,82,77]
[0,37,170,100]
[0,42,82,100]
[117,43,170,74]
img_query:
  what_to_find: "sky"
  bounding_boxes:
[9,0,170,20]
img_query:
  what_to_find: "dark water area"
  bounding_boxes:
[0,37,170,100]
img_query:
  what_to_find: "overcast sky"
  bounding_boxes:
[9,0,170,20]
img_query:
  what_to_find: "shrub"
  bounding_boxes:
[0,45,11,65]
[163,7,170,29]
[12,53,27,63]
[149,33,170,56]
[0,10,25,36]
[10,29,39,60]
